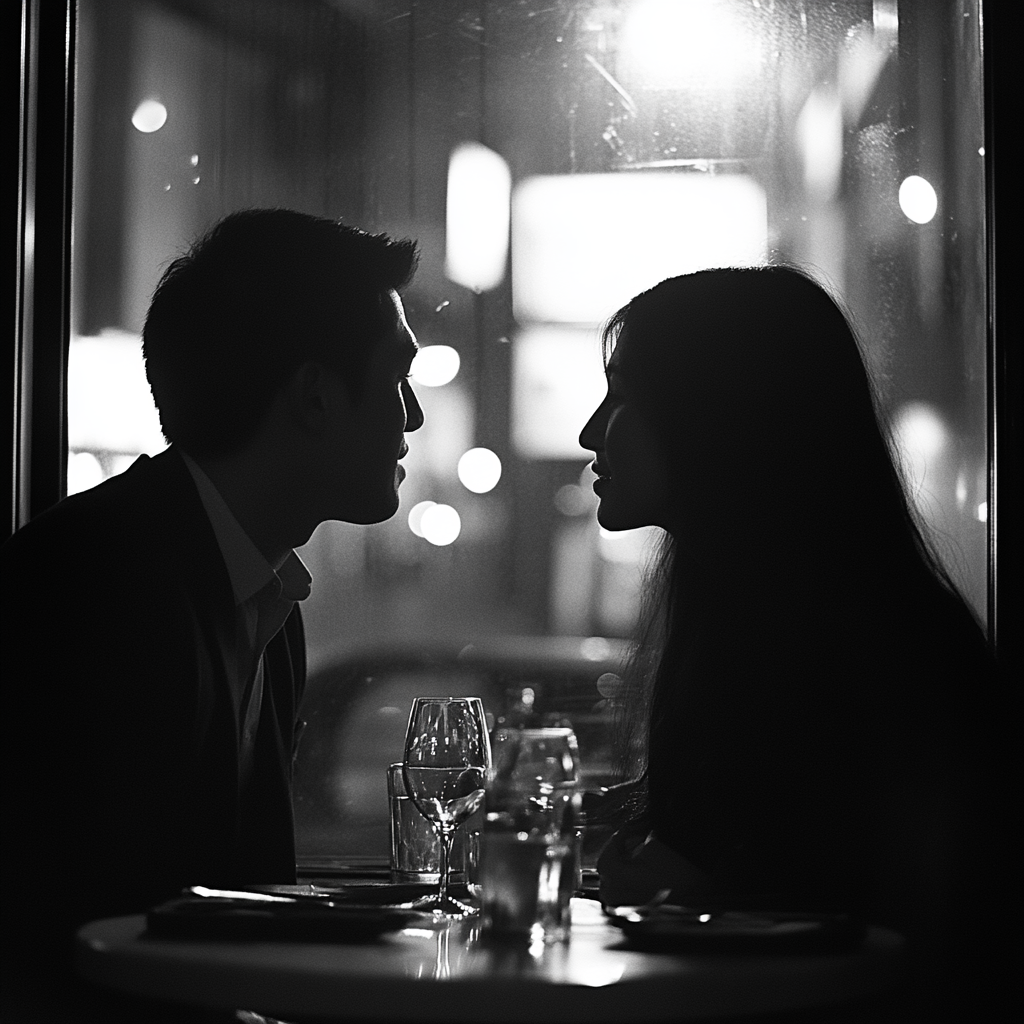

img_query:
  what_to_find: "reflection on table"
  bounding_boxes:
[75,895,906,1022]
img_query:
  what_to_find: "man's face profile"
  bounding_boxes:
[316,290,423,525]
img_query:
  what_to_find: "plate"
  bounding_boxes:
[606,905,866,953]
[251,882,474,908]
[146,895,417,942]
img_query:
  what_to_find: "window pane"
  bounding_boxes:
[70,0,988,864]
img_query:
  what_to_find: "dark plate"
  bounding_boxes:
[251,882,474,908]
[146,896,417,942]
[607,906,866,954]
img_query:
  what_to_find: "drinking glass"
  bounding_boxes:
[480,727,582,941]
[402,697,491,915]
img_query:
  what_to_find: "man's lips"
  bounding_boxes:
[591,461,610,479]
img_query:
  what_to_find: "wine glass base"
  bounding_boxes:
[411,893,478,917]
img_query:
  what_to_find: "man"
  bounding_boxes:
[2,209,423,958]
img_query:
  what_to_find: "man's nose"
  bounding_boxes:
[403,380,425,432]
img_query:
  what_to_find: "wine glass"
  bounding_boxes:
[403,696,491,916]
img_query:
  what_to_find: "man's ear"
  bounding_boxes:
[285,361,343,435]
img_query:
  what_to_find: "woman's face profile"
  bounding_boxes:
[578,328,671,533]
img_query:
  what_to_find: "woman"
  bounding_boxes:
[579,267,1005,967]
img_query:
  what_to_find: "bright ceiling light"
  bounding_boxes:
[620,0,759,91]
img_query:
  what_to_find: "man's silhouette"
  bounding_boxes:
[2,209,424,962]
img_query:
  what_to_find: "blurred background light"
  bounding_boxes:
[598,525,660,564]
[891,401,948,508]
[410,345,460,387]
[66,452,104,496]
[619,0,759,92]
[512,173,767,324]
[407,500,437,538]
[131,99,168,133]
[898,175,938,224]
[421,504,462,546]
[893,401,947,459]
[457,447,502,493]
[512,326,608,458]
[445,142,511,292]
[797,88,843,202]
[554,483,592,516]
[580,637,613,661]
[68,332,166,456]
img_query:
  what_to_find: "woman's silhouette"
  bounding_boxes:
[579,265,1007,1010]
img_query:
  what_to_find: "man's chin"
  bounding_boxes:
[330,491,400,527]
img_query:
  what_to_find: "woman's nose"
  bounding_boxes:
[579,404,604,452]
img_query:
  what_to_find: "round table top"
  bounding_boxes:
[75,899,905,1022]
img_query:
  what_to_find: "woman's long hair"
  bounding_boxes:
[607,265,974,794]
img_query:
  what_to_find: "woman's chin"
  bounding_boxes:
[596,504,636,533]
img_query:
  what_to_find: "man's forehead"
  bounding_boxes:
[380,290,418,361]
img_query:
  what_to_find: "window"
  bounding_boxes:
[68,0,990,864]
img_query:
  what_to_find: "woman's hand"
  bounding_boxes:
[597,826,715,907]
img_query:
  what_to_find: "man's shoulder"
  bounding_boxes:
[1,449,198,581]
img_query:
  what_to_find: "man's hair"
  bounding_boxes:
[142,208,418,458]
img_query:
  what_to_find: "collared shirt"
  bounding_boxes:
[179,451,311,789]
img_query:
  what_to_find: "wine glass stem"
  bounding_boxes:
[437,825,455,904]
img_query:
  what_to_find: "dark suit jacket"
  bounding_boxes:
[2,447,305,961]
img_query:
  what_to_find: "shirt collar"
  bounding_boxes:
[179,449,311,607]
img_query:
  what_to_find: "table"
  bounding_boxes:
[75,897,905,1022]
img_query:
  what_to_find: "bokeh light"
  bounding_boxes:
[554,483,591,516]
[457,447,502,493]
[898,175,938,224]
[131,99,168,133]
[893,401,946,460]
[891,401,947,508]
[411,345,460,387]
[407,500,436,537]
[421,504,462,546]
